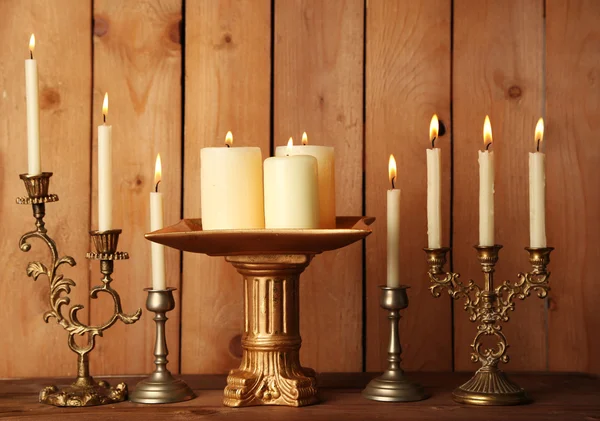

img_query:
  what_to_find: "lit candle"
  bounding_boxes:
[25,34,41,175]
[150,154,166,290]
[427,115,442,248]
[479,116,494,246]
[529,118,546,248]
[275,132,336,228]
[98,93,112,231]
[200,132,265,230]
[264,138,319,229]
[387,154,400,288]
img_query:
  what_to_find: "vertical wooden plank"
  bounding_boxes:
[274,0,364,371]
[546,0,600,374]
[182,0,271,373]
[365,0,452,371]
[453,0,545,371]
[0,0,91,377]
[92,0,182,374]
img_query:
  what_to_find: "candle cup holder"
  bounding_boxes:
[362,286,428,402]
[146,216,374,407]
[129,288,195,404]
[17,173,142,407]
[424,244,553,405]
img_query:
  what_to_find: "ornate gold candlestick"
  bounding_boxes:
[362,286,428,402]
[129,288,195,404]
[146,216,374,407]
[17,172,142,407]
[424,244,553,405]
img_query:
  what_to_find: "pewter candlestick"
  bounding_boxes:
[362,286,428,402]
[130,288,195,404]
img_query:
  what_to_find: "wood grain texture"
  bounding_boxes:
[91,0,183,375]
[1,373,599,420]
[0,0,92,377]
[546,0,600,374]
[273,0,364,371]
[182,0,271,373]
[365,0,452,371]
[452,0,545,370]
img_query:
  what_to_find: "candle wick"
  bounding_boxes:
[155,180,161,192]
[103,114,106,124]
[391,176,396,189]
[226,144,230,148]
[431,137,437,149]
[536,139,540,152]
[485,142,492,151]
[30,51,33,60]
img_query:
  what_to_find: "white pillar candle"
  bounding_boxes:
[264,138,319,229]
[479,116,495,246]
[427,115,442,248]
[387,154,400,288]
[150,154,166,290]
[529,118,546,248]
[98,93,112,232]
[275,132,335,228]
[201,131,265,230]
[25,34,41,176]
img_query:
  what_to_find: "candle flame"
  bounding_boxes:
[388,154,397,188]
[430,114,439,142]
[483,115,493,148]
[535,118,544,144]
[225,131,233,147]
[302,132,308,145]
[102,93,109,119]
[29,34,35,56]
[154,154,162,188]
[287,137,294,148]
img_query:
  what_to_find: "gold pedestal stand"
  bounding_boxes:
[17,173,142,407]
[424,245,553,405]
[129,288,195,404]
[362,286,428,402]
[146,217,374,407]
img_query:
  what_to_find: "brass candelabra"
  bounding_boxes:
[424,244,553,405]
[17,172,142,407]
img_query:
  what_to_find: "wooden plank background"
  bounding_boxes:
[1,0,599,378]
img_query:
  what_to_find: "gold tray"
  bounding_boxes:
[145,216,374,256]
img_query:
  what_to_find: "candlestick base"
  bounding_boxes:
[452,367,529,405]
[130,288,195,404]
[362,286,428,402]
[39,379,127,407]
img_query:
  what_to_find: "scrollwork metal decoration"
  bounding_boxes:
[17,173,141,407]
[424,244,553,405]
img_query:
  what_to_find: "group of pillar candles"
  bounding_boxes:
[24,34,546,293]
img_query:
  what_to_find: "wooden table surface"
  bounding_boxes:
[0,373,598,420]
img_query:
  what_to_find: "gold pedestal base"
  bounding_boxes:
[39,379,127,407]
[223,255,318,407]
[362,372,428,402]
[452,367,529,406]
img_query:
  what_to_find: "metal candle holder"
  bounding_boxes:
[129,287,195,404]
[17,172,142,407]
[145,216,374,407]
[424,244,553,405]
[362,286,428,402]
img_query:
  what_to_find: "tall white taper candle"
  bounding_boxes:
[150,154,166,290]
[25,34,41,175]
[98,93,112,231]
[479,116,495,246]
[387,154,401,288]
[529,118,547,248]
[427,115,442,248]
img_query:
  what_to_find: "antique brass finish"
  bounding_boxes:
[130,288,195,404]
[424,245,553,405]
[17,173,142,407]
[146,217,374,407]
[224,254,317,407]
[362,286,428,402]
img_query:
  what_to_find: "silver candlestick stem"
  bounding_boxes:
[129,288,195,404]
